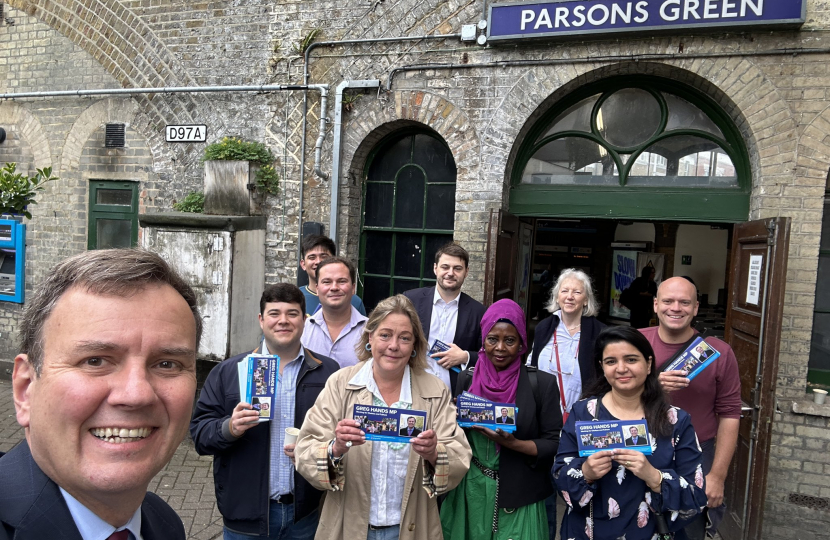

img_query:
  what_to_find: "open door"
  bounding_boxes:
[484,209,519,306]
[720,217,790,540]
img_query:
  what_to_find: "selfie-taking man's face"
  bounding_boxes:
[13,284,197,505]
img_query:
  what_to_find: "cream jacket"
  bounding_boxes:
[296,362,471,540]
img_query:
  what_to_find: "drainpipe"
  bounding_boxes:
[329,80,381,247]
[313,86,330,181]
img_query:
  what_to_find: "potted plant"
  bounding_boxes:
[0,162,58,219]
[202,137,279,215]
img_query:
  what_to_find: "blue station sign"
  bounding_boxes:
[487,0,805,41]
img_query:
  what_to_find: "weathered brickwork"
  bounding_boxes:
[0,0,830,537]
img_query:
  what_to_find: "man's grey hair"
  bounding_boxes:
[20,249,202,375]
[545,268,600,317]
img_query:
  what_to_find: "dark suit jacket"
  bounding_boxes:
[625,436,643,447]
[0,440,185,540]
[399,427,422,437]
[403,286,486,390]
[495,416,515,424]
[456,365,563,508]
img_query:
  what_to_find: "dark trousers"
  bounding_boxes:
[544,467,557,539]
[684,438,725,540]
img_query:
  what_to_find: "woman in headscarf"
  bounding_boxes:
[441,299,563,540]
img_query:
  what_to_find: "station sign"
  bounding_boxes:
[487,0,805,41]
[165,124,208,143]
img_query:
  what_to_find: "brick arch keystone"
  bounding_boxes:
[0,103,52,169]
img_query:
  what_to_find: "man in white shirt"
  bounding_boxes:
[302,257,368,368]
[404,243,485,391]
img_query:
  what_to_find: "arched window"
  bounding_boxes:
[511,76,750,221]
[359,130,456,310]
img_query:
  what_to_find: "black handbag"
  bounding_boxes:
[652,509,674,540]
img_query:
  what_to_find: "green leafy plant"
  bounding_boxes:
[292,28,321,56]
[173,191,205,213]
[202,137,280,197]
[0,163,58,219]
[342,93,362,112]
[256,164,280,196]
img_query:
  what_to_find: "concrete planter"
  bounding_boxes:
[203,160,261,216]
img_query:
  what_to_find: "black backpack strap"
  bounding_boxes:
[525,365,541,410]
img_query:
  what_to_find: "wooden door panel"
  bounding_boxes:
[484,209,519,306]
[721,217,790,540]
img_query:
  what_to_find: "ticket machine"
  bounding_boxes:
[0,218,26,303]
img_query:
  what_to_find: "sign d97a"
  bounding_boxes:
[166,125,207,143]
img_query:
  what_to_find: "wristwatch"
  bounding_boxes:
[327,439,344,467]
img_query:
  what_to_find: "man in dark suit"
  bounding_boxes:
[404,243,486,391]
[1,249,198,539]
[399,416,422,437]
[625,426,644,447]
[496,407,515,424]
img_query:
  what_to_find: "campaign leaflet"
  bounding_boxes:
[428,339,460,373]
[237,354,279,422]
[576,419,653,457]
[353,404,428,444]
[661,336,721,381]
[456,395,518,433]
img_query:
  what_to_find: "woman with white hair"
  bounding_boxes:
[529,269,606,536]
[529,268,606,421]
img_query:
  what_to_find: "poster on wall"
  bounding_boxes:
[610,250,638,319]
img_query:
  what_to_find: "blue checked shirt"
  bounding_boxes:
[262,341,304,499]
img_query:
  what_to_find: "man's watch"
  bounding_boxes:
[327,439,344,467]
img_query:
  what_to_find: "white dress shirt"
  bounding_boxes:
[348,360,413,527]
[60,487,143,540]
[426,288,461,388]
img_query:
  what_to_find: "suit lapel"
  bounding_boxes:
[419,288,435,336]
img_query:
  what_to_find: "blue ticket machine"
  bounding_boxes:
[0,219,26,303]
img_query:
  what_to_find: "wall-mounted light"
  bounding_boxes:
[0,128,6,144]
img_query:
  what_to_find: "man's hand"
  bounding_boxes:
[229,402,261,437]
[658,370,690,392]
[705,473,724,507]
[433,343,468,369]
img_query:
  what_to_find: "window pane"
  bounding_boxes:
[364,183,394,227]
[394,278,420,296]
[394,233,423,278]
[815,256,830,311]
[424,234,454,270]
[362,276,391,313]
[522,137,618,185]
[598,88,661,148]
[627,136,738,187]
[363,232,392,275]
[367,135,411,181]
[809,312,830,372]
[96,219,132,248]
[425,184,455,230]
[664,94,724,138]
[541,94,599,141]
[394,166,426,228]
[412,134,456,183]
[96,188,132,206]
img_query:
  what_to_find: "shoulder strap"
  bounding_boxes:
[525,365,542,410]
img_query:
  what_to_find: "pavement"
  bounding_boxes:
[0,378,225,540]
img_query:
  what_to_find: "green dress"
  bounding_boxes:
[440,430,549,540]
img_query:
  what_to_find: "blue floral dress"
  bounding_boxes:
[554,397,707,540]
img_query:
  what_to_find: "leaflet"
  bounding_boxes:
[236,354,279,422]
[353,404,428,444]
[575,419,652,457]
[428,338,460,373]
[661,336,720,381]
[456,395,518,433]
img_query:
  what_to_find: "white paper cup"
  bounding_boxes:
[814,389,828,405]
[284,427,300,446]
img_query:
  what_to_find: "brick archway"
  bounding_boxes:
[0,103,52,169]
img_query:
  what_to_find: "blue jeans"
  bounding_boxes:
[223,501,318,540]
[367,526,400,540]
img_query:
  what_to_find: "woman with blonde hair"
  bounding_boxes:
[295,294,471,540]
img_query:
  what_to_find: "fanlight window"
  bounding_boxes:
[521,87,739,188]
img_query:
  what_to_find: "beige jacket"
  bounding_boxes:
[296,363,471,540]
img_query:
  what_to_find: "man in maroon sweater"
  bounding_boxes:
[640,277,741,539]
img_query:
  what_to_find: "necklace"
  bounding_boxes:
[566,323,581,331]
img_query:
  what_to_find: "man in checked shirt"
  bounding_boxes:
[191,283,339,539]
